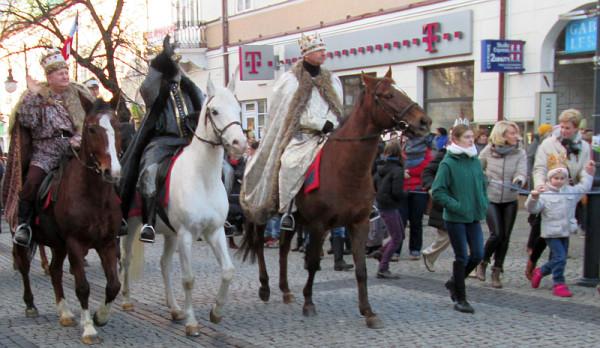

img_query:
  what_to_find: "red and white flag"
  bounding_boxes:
[61,13,78,60]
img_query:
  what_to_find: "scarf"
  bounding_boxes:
[493,144,516,156]
[447,143,478,158]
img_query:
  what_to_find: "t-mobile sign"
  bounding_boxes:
[239,45,275,80]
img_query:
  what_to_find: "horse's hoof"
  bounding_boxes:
[209,309,222,324]
[171,310,185,321]
[185,324,200,337]
[25,307,38,318]
[93,312,107,327]
[121,303,134,312]
[258,287,270,302]
[81,334,101,345]
[282,292,295,304]
[302,304,317,317]
[59,316,76,327]
[366,316,384,329]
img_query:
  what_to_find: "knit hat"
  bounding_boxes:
[40,48,67,75]
[298,33,326,56]
[538,123,553,137]
[546,152,568,179]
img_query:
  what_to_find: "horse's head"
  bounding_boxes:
[202,76,247,157]
[80,98,122,183]
[362,68,431,137]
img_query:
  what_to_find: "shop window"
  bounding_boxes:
[339,73,376,117]
[241,99,267,140]
[424,63,474,130]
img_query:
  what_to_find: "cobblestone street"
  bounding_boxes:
[0,209,600,347]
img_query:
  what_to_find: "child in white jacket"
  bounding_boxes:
[525,154,595,297]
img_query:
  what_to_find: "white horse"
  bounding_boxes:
[119,77,247,336]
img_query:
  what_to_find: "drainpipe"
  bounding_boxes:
[497,0,506,121]
[222,0,230,86]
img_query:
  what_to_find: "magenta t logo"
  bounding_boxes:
[422,22,440,53]
[245,51,262,74]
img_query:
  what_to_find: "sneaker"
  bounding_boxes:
[531,267,543,289]
[369,250,382,261]
[409,251,420,261]
[553,284,573,297]
[390,254,400,262]
[377,270,400,279]
[265,239,279,248]
[422,253,435,272]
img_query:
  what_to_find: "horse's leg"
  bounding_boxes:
[349,220,383,329]
[92,241,121,327]
[13,245,38,317]
[119,219,138,311]
[254,223,270,302]
[161,232,184,321]
[66,242,99,344]
[39,245,50,275]
[302,228,324,317]
[49,247,75,327]
[177,229,200,336]
[205,226,235,324]
[279,225,295,304]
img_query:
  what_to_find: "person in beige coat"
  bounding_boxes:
[525,109,591,279]
[476,121,527,288]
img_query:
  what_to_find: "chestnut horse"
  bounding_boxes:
[241,69,431,328]
[13,99,122,345]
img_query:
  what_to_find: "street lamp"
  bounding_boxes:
[4,68,17,93]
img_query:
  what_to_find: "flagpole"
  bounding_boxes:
[74,11,79,81]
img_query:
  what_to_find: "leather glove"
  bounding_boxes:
[321,120,334,134]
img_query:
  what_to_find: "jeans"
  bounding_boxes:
[541,237,569,284]
[446,221,484,267]
[265,217,281,239]
[399,192,429,254]
[332,227,346,238]
[379,209,405,272]
[483,201,518,270]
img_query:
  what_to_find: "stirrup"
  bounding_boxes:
[118,218,129,236]
[13,223,32,247]
[139,224,156,243]
[280,213,295,232]
[369,205,380,222]
[224,221,234,237]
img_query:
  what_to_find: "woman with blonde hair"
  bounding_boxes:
[476,121,527,288]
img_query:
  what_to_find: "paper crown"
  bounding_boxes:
[547,152,568,179]
[453,117,470,127]
[298,33,326,56]
[40,48,67,74]
[537,123,553,136]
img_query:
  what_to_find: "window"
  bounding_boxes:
[339,73,376,117]
[424,63,474,130]
[241,99,267,139]
[237,0,252,12]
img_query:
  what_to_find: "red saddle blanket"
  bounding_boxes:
[303,148,323,194]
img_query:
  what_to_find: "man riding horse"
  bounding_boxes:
[119,35,205,243]
[241,32,343,229]
[4,48,94,248]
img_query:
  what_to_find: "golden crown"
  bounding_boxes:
[298,33,326,56]
[40,48,67,74]
[547,152,567,172]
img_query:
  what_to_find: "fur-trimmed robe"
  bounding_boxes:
[240,61,342,224]
[1,82,93,229]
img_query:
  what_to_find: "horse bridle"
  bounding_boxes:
[192,96,242,147]
[71,144,102,175]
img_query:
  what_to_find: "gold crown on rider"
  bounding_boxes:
[40,48,67,75]
[298,33,326,56]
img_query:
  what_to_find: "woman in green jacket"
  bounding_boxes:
[432,124,488,314]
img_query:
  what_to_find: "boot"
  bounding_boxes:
[333,235,353,271]
[476,261,488,281]
[118,218,129,236]
[13,200,34,247]
[445,277,456,302]
[453,261,474,314]
[491,266,502,288]
[140,197,157,243]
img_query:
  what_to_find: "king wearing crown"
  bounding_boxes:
[2,48,94,247]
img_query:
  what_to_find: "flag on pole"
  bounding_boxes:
[61,13,78,60]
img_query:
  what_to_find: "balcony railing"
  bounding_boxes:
[174,24,207,49]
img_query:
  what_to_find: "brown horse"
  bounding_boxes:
[13,99,122,344]
[241,69,431,328]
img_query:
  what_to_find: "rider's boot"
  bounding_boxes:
[140,197,157,244]
[13,200,34,247]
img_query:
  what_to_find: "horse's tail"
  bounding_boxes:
[128,236,145,281]
[237,221,263,263]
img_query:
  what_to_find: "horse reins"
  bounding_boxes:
[70,145,102,175]
[327,80,414,142]
[191,96,242,147]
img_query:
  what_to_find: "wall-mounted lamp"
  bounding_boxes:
[4,68,17,93]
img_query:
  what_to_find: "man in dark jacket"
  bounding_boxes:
[119,36,204,243]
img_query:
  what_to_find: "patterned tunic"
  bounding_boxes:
[19,91,75,173]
